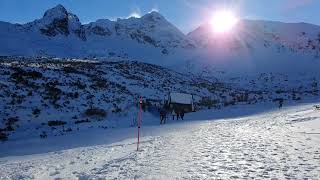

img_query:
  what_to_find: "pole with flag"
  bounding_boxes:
[137,97,143,151]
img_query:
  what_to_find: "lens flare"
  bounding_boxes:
[211,10,238,33]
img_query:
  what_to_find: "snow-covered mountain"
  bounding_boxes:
[187,20,320,75]
[0,4,193,62]
[0,4,320,75]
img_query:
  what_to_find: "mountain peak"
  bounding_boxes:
[43,4,68,20]
[141,11,165,22]
[36,4,84,38]
[53,4,66,10]
[147,11,162,16]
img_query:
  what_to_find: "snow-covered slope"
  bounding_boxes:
[1,103,319,179]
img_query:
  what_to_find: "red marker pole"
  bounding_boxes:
[137,97,142,151]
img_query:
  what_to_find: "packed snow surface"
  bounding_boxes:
[0,103,319,179]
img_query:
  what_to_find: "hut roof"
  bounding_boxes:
[169,93,193,105]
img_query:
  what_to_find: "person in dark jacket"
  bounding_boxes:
[180,109,185,120]
[160,108,166,124]
[279,99,284,109]
[175,108,180,120]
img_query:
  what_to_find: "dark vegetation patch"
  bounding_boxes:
[48,120,67,127]
[3,117,19,132]
[0,132,8,141]
[90,76,108,89]
[32,108,41,116]
[73,80,87,89]
[10,68,42,88]
[85,107,107,117]
[75,119,91,124]
[62,66,80,74]
[40,131,47,139]
[43,83,62,104]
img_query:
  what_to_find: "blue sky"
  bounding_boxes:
[0,0,318,33]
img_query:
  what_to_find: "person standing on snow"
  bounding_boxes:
[279,99,284,109]
[160,108,166,124]
[172,109,176,120]
[180,109,185,120]
[175,108,180,120]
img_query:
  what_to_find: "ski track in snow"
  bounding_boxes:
[0,104,319,179]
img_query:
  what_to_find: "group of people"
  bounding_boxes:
[160,108,185,124]
[171,108,185,120]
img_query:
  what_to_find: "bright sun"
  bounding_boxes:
[211,10,238,33]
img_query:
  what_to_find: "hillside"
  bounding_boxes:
[0,56,318,141]
[0,57,225,141]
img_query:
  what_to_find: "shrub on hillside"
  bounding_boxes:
[85,108,107,117]
[73,80,86,89]
[32,108,41,116]
[44,84,62,104]
[48,120,67,127]
[11,68,42,80]
[40,131,47,139]
[90,77,108,89]
[3,117,19,131]
[63,66,79,74]
[0,132,8,141]
[5,117,19,126]
[26,71,43,79]
[75,119,91,124]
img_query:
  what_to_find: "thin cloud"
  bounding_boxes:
[127,7,141,18]
[149,7,159,13]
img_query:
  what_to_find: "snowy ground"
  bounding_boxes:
[0,103,319,179]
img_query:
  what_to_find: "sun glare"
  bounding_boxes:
[211,10,238,33]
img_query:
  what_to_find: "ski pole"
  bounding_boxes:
[137,97,142,151]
